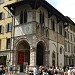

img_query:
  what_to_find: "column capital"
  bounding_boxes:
[30,47,36,52]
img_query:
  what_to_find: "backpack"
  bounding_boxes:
[9,65,13,71]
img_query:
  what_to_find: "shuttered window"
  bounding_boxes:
[6,38,10,49]
[0,25,3,34]
[0,0,4,4]
[6,23,12,32]
[0,12,4,20]
[8,10,12,17]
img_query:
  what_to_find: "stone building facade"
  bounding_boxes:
[64,17,75,67]
[4,0,75,72]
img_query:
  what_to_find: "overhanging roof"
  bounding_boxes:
[4,0,71,23]
[65,16,75,25]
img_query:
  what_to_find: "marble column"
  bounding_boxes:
[30,47,36,66]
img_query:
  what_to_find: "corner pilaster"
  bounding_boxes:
[30,47,36,66]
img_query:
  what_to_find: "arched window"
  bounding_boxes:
[24,10,27,23]
[42,13,44,24]
[40,11,44,24]
[20,11,23,24]
[40,11,42,24]
[20,10,27,24]
[51,19,55,31]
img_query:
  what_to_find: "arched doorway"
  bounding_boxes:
[17,40,30,72]
[52,51,55,67]
[36,41,45,66]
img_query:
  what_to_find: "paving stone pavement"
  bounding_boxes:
[5,73,29,75]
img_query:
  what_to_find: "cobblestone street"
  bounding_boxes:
[6,73,28,75]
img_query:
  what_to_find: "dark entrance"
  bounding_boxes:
[36,41,45,66]
[52,60,55,67]
[52,52,55,67]
[17,40,30,72]
[0,56,6,65]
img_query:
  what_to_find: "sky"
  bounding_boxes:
[46,0,75,22]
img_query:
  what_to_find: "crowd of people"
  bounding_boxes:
[29,66,75,75]
[0,64,75,75]
[0,65,13,75]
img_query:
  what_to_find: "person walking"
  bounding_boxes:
[8,65,13,75]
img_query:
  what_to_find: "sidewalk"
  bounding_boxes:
[15,73,28,75]
[7,73,29,75]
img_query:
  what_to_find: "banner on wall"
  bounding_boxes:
[18,51,24,64]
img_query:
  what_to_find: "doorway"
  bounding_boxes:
[36,41,45,66]
[52,52,55,67]
[17,40,30,72]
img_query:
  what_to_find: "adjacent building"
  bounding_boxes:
[64,17,75,66]
[0,0,75,72]
[0,0,19,65]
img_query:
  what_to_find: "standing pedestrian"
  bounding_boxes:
[2,66,6,75]
[8,65,13,75]
[33,67,37,75]
[0,65,3,75]
[68,67,73,75]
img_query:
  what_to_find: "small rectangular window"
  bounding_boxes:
[0,0,4,4]
[59,24,62,35]
[6,38,10,49]
[51,19,55,31]
[8,10,12,17]
[6,23,12,32]
[0,25,3,34]
[0,12,4,20]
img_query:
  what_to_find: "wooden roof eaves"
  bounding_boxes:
[42,1,70,23]
[5,0,71,24]
[65,16,75,26]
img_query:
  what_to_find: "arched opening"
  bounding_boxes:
[52,51,55,67]
[17,40,30,72]
[36,41,45,66]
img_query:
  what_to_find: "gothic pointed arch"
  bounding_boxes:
[36,41,46,66]
[24,10,27,23]
[20,11,23,24]
[16,40,30,65]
